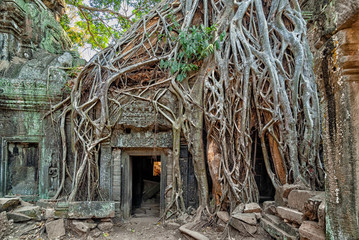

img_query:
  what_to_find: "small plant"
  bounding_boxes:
[160,24,224,81]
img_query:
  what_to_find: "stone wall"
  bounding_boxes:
[307,0,359,239]
[0,0,82,200]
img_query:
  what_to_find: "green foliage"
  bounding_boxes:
[160,24,224,81]
[60,0,160,50]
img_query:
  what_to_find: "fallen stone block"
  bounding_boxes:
[232,213,257,225]
[0,198,20,212]
[263,213,299,237]
[304,192,325,221]
[217,211,230,223]
[46,219,66,239]
[263,201,277,215]
[299,221,325,240]
[73,220,90,234]
[97,221,114,232]
[288,190,319,212]
[232,203,245,214]
[260,218,297,240]
[13,206,40,220]
[7,212,32,222]
[275,184,306,207]
[243,203,262,213]
[230,217,257,235]
[277,206,303,224]
[68,201,115,219]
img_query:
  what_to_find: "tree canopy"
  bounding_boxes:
[60,0,160,50]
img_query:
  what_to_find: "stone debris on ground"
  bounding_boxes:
[299,221,325,240]
[0,191,326,239]
[0,198,20,212]
[260,186,325,240]
[46,219,66,239]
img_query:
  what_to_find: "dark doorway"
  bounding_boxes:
[131,156,161,217]
[253,138,275,202]
[6,142,39,197]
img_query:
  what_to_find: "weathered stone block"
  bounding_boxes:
[232,213,257,225]
[260,218,297,240]
[73,220,90,234]
[299,221,325,240]
[46,219,66,239]
[0,198,20,211]
[217,211,230,223]
[277,206,303,224]
[13,206,40,220]
[263,213,299,237]
[97,221,114,232]
[288,190,319,211]
[67,201,115,219]
[230,217,257,235]
[275,184,307,207]
[263,201,277,215]
[7,212,32,222]
[243,203,261,213]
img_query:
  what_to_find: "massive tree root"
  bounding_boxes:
[50,0,324,219]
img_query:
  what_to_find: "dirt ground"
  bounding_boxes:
[3,215,272,240]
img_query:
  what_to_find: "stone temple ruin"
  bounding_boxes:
[0,0,200,221]
[0,0,359,239]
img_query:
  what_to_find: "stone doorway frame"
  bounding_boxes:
[0,136,42,197]
[115,148,168,219]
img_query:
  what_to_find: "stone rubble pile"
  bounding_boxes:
[0,198,116,239]
[260,184,325,240]
[216,202,270,238]
[214,184,325,240]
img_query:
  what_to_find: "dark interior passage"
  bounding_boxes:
[132,156,161,217]
[254,139,275,202]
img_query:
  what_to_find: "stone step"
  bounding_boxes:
[288,190,320,212]
[260,218,298,240]
[299,221,325,240]
[263,213,299,237]
[277,206,303,224]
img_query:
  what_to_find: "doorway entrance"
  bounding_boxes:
[132,156,161,217]
[6,142,39,197]
[119,149,167,219]
[253,135,275,202]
